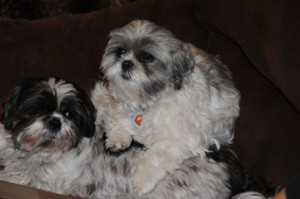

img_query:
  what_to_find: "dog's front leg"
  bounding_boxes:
[104,111,135,152]
[132,141,189,195]
[105,126,133,152]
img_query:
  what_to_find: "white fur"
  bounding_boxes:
[0,119,235,199]
[98,20,241,195]
[232,192,269,199]
[0,76,262,199]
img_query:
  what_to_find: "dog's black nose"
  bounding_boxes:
[48,117,61,132]
[121,60,134,72]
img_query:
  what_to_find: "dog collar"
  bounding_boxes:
[132,107,145,129]
[0,104,4,124]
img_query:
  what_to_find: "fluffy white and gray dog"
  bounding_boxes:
[99,19,243,195]
[0,77,266,198]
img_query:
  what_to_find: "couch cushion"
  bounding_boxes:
[193,0,300,189]
[193,0,300,112]
[206,33,300,190]
[0,0,207,102]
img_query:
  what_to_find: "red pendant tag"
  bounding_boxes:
[132,111,143,129]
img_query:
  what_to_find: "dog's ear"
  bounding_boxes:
[170,45,195,90]
[3,87,20,130]
[81,104,96,138]
[74,85,97,138]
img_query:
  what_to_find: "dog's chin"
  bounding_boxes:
[15,129,79,153]
[110,76,144,103]
[121,72,132,80]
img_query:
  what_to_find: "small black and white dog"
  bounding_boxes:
[0,77,266,198]
[1,77,96,152]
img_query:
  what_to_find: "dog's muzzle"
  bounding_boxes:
[121,60,134,80]
[47,117,61,133]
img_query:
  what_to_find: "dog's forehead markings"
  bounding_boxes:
[48,77,56,90]
[47,78,76,102]
[124,51,134,60]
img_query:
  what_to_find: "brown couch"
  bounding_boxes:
[0,0,299,193]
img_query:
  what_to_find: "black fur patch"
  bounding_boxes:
[206,146,255,198]
[170,47,194,90]
[143,80,166,96]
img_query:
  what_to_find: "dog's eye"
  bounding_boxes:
[42,108,50,114]
[139,53,154,63]
[64,111,70,118]
[63,111,74,119]
[115,47,126,57]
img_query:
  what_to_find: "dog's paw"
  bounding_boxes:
[132,162,166,196]
[132,171,154,196]
[105,133,132,152]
